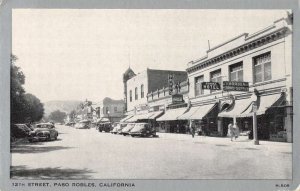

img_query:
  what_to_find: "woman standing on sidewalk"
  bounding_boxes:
[233,122,239,140]
[190,120,196,138]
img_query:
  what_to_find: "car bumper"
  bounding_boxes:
[28,136,48,141]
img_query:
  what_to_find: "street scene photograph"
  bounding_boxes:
[10,9,293,179]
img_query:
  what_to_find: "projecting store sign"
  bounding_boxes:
[223,81,249,91]
[201,82,221,90]
[172,94,184,104]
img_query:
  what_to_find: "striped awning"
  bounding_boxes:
[239,94,284,117]
[218,98,253,118]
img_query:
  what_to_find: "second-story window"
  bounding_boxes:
[135,87,138,100]
[129,90,132,102]
[141,84,144,98]
[210,69,222,93]
[253,52,271,83]
[230,62,243,81]
[195,75,204,96]
[106,107,109,114]
[114,107,117,112]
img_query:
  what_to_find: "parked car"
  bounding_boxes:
[28,123,58,142]
[129,123,156,137]
[11,124,32,138]
[75,120,91,129]
[98,122,112,132]
[120,123,136,136]
[110,123,127,134]
[65,122,76,127]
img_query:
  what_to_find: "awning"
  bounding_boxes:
[239,94,283,117]
[178,103,217,120]
[218,98,253,118]
[120,115,133,122]
[148,111,164,119]
[126,113,148,122]
[97,117,109,122]
[156,107,188,121]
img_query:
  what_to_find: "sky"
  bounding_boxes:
[12,9,289,103]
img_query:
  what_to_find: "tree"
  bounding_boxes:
[23,93,44,122]
[10,54,45,123]
[11,54,27,123]
[48,110,67,123]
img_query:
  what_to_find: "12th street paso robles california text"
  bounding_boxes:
[12,182,135,188]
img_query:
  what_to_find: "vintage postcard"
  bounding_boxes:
[1,1,299,191]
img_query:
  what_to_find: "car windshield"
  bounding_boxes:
[131,124,146,131]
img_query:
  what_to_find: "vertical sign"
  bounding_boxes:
[168,74,174,95]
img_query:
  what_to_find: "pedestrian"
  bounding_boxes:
[228,123,234,141]
[190,120,196,138]
[233,122,239,140]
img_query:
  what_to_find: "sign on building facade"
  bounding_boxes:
[223,81,249,91]
[201,82,221,90]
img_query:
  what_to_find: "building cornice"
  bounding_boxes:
[187,26,289,74]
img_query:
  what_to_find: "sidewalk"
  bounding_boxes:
[156,132,292,149]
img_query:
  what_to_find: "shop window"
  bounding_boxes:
[106,107,109,114]
[141,84,144,98]
[135,87,138,100]
[230,62,243,81]
[210,69,222,93]
[253,52,271,83]
[195,75,204,96]
[129,90,132,102]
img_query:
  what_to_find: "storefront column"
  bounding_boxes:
[233,116,237,124]
[285,106,293,143]
[217,118,223,136]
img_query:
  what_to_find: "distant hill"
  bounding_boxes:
[43,100,82,116]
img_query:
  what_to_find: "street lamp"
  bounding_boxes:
[252,101,259,145]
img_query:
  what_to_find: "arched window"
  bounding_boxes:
[135,87,138,100]
[141,84,144,98]
[129,90,132,102]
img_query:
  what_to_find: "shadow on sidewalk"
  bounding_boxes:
[10,165,95,179]
[11,145,74,154]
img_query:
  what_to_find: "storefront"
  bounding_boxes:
[156,107,188,133]
[218,92,287,141]
[178,103,219,136]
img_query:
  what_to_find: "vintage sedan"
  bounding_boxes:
[120,123,136,136]
[28,123,58,142]
[129,123,156,137]
[75,120,91,129]
[11,124,32,138]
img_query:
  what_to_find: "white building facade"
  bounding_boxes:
[185,16,293,142]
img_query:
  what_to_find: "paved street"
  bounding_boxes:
[11,125,292,179]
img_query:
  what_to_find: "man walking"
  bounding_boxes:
[190,120,196,138]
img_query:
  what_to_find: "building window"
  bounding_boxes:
[253,52,271,83]
[106,107,109,114]
[230,62,243,81]
[129,90,132,102]
[141,84,144,98]
[210,69,222,93]
[114,107,117,112]
[195,75,204,96]
[135,87,138,100]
